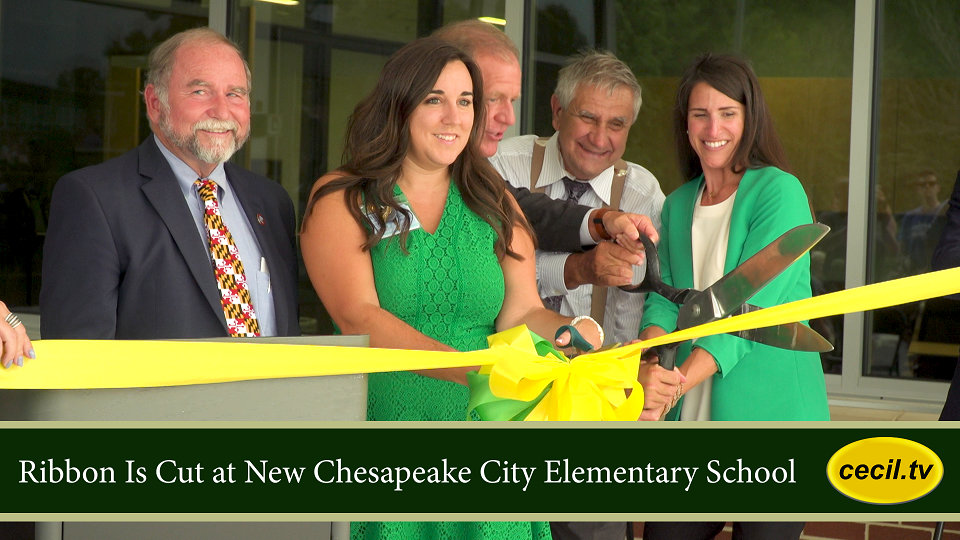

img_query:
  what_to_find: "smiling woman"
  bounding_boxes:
[638,54,828,421]
[298,34,592,540]
[402,60,475,183]
[685,82,744,199]
[637,52,827,540]
[298,36,603,413]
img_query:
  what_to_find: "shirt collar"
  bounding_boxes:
[534,132,617,205]
[153,133,229,199]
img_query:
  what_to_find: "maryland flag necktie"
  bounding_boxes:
[195,179,260,338]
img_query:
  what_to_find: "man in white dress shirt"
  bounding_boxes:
[489,50,664,346]
[433,21,657,288]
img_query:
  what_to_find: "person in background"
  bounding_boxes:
[637,53,829,540]
[0,300,33,369]
[900,170,948,274]
[40,28,299,340]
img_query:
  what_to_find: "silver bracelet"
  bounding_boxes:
[570,315,604,347]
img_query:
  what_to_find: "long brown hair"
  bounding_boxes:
[303,37,530,259]
[673,53,791,181]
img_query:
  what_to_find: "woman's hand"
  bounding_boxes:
[631,328,688,420]
[637,357,686,421]
[554,316,603,353]
[498,191,604,355]
[0,301,34,369]
[636,345,718,420]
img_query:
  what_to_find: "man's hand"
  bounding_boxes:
[593,210,659,247]
[563,241,642,288]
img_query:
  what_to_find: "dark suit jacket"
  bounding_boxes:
[932,170,960,420]
[40,137,300,339]
[507,183,590,253]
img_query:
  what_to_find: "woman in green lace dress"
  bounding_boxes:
[300,37,604,540]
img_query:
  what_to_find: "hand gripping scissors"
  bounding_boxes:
[617,223,834,368]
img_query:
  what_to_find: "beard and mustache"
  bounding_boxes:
[159,112,250,165]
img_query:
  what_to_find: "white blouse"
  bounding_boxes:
[680,185,738,421]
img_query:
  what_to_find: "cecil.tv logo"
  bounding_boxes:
[826,437,943,504]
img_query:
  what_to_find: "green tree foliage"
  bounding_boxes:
[616,0,854,78]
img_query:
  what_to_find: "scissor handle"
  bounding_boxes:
[641,343,679,370]
[555,324,595,353]
[619,234,693,305]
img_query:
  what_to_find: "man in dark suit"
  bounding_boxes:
[40,28,299,340]
[931,170,960,420]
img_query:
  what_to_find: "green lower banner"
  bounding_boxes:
[2,424,957,516]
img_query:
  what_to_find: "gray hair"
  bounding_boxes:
[432,19,519,64]
[554,49,642,122]
[145,27,252,108]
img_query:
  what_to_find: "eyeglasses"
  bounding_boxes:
[916,181,938,187]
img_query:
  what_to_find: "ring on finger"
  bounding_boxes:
[4,312,22,330]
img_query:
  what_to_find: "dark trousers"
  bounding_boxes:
[550,522,628,540]
[939,354,960,420]
[643,522,804,540]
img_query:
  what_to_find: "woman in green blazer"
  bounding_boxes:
[636,54,830,423]
[638,52,829,540]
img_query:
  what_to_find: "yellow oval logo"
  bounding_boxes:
[826,437,943,504]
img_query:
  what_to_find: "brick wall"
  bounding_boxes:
[632,522,960,539]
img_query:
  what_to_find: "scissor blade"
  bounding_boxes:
[735,323,834,352]
[677,223,830,330]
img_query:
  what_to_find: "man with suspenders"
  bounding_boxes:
[432,21,659,264]
[490,50,665,348]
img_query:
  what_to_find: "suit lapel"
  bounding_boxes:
[674,179,699,288]
[138,139,228,333]
[228,164,294,334]
[723,169,754,273]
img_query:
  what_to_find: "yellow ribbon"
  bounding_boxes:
[482,326,644,421]
[1,340,495,390]
[609,266,960,360]
[4,266,960,398]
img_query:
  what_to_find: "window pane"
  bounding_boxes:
[867,0,960,381]
[0,0,206,309]
[538,0,594,55]
[333,0,418,41]
[444,0,505,25]
[527,0,593,136]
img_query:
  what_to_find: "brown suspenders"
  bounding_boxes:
[530,138,549,195]
[529,137,627,326]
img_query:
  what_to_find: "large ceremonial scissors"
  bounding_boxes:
[617,223,834,369]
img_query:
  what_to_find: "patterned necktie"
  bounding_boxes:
[195,179,260,337]
[563,177,591,204]
[543,178,593,312]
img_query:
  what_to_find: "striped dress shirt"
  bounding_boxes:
[490,133,665,345]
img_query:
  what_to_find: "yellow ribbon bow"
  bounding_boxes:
[484,326,644,421]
